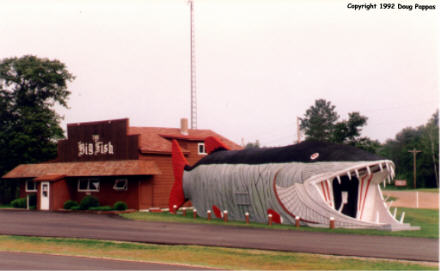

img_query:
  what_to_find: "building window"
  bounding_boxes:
[113,179,128,191]
[25,180,37,192]
[77,178,100,192]
[198,143,207,155]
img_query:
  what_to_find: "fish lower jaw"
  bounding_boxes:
[307,160,402,226]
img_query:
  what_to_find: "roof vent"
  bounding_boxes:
[180,118,189,135]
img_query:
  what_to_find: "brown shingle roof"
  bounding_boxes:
[34,174,67,182]
[128,127,242,154]
[3,160,161,179]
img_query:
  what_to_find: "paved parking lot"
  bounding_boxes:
[0,210,437,262]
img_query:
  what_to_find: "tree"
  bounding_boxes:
[300,99,369,148]
[0,55,74,203]
[421,111,439,187]
[352,137,381,153]
[379,111,439,188]
[245,140,260,149]
[300,99,339,142]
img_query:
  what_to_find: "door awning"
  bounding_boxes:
[2,160,161,179]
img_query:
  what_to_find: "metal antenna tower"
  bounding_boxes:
[188,0,197,129]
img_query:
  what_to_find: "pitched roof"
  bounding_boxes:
[128,127,242,154]
[34,174,67,182]
[3,160,161,179]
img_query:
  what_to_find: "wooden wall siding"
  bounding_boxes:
[68,177,140,209]
[139,139,207,208]
[138,178,153,209]
[51,180,71,210]
[19,182,26,198]
[57,119,139,162]
[139,155,173,207]
[36,184,40,210]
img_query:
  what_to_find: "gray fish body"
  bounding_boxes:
[178,140,418,230]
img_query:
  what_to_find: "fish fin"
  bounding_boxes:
[205,136,230,154]
[169,139,188,213]
[212,205,222,218]
[267,209,282,224]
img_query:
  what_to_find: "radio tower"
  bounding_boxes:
[189,0,197,129]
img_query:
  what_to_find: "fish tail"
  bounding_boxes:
[169,139,188,213]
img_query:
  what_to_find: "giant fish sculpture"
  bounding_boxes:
[169,137,418,230]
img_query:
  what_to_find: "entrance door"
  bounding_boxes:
[40,182,50,210]
[332,176,358,218]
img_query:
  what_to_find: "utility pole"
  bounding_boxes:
[188,0,197,129]
[296,117,301,144]
[408,149,422,189]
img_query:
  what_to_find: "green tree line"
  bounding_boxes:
[378,111,439,188]
[300,99,439,188]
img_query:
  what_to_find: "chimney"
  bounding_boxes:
[180,118,189,135]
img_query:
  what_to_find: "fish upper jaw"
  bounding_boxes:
[306,160,395,187]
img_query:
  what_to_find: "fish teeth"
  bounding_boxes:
[366,166,371,176]
[388,200,394,209]
[355,169,360,179]
[347,172,352,180]
[338,203,344,213]
[393,208,397,218]
[336,175,341,184]
[400,212,405,223]
[379,163,383,172]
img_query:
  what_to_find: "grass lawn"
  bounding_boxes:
[0,235,436,270]
[121,207,439,238]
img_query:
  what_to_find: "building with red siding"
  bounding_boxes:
[2,118,241,211]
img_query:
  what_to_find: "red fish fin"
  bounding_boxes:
[169,140,189,213]
[212,205,223,218]
[267,209,282,224]
[205,136,230,154]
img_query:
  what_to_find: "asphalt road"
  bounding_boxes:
[0,210,437,262]
[0,251,205,270]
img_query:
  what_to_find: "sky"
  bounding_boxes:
[1,0,438,147]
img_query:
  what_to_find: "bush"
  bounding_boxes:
[10,197,26,208]
[63,200,79,210]
[71,205,80,211]
[113,201,127,211]
[79,195,99,210]
[89,206,113,211]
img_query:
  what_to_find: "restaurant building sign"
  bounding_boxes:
[77,135,114,157]
[57,119,138,162]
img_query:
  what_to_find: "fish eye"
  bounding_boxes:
[310,152,319,160]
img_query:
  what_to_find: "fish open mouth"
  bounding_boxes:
[310,160,399,224]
